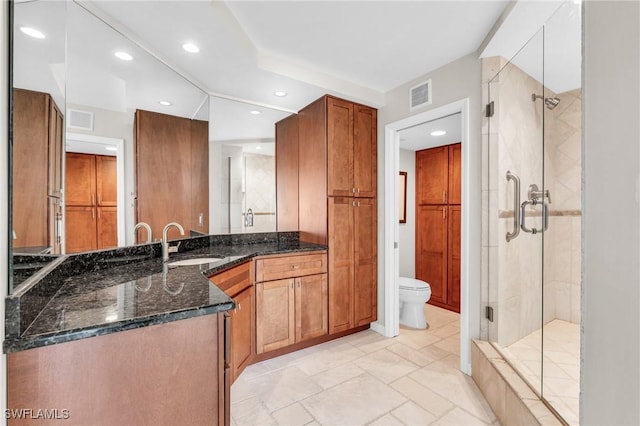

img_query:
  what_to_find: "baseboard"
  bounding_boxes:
[369,321,386,336]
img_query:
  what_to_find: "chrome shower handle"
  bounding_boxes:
[520,198,549,235]
[506,171,521,242]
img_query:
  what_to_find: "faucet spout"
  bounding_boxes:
[162,222,185,261]
[133,222,152,244]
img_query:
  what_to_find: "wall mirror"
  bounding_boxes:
[10,0,288,293]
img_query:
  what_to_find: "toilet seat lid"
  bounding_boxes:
[399,277,430,290]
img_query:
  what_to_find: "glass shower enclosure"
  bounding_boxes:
[486,2,582,424]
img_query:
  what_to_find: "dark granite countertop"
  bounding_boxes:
[4,233,326,353]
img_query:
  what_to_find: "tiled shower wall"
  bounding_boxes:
[481,56,582,347]
[244,153,276,233]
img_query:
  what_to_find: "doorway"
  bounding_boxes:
[65,133,125,252]
[382,98,478,375]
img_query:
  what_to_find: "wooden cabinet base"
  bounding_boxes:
[7,315,229,425]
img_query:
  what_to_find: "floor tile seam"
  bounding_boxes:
[270,399,316,424]
[386,344,440,367]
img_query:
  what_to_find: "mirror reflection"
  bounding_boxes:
[12,1,284,270]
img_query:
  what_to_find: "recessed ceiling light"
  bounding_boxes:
[105,146,118,152]
[159,100,172,106]
[20,26,45,39]
[105,314,118,321]
[114,51,133,61]
[274,91,288,97]
[255,146,262,150]
[182,43,200,53]
[430,130,447,136]
[250,110,261,115]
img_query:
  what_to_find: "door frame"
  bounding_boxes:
[65,133,126,249]
[379,98,475,375]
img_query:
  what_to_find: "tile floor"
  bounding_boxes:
[231,305,499,425]
[502,319,579,425]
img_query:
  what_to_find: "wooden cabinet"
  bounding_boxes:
[275,114,299,232]
[7,314,230,425]
[65,153,118,253]
[135,110,209,242]
[415,143,461,312]
[12,88,63,252]
[209,262,254,383]
[326,97,377,198]
[297,94,378,336]
[255,252,328,354]
[328,197,377,334]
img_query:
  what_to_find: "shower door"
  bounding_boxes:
[486,27,547,396]
[487,2,582,424]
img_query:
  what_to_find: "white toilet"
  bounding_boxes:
[399,277,432,329]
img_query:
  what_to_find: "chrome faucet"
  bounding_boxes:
[133,222,152,244]
[162,222,185,261]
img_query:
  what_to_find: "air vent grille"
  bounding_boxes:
[67,109,94,131]
[409,79,432,110]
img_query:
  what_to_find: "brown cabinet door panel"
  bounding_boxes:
[353,106,377,198]
[191,119,209,234]
[96,155,117,206]
[276,114,299,232]
[448,206,461,312]
[66,206,97,253]
[448,143,462,205]
[97,207,118,250]
[416,205,448,305]
[328,197,354,333]
[416,146,448,205]
[135,110,192,240]
[256,279,295,354]
[327,97,354,197]
[66,153,96,207]
[354,198,377,325]
[295,275,328,342]
[230,286,255,381]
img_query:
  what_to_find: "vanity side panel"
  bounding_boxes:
[7,314,223,425]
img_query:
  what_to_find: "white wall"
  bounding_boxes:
[377,52,483,338]
[582,2,640,424]
[398,149,415,277]
[1,2,8,423]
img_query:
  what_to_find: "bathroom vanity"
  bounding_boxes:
[3,232,327,425]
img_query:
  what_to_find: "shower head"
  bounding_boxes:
[531,94,561,110]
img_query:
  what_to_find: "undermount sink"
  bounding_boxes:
[167,257,226,267]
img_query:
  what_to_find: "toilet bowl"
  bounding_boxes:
[399,277,431,329]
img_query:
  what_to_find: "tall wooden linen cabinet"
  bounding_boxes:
[291,95,378,335]
[415,143,461,313]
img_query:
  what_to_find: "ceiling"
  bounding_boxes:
[399,113,461,152]
[14,0,580,152]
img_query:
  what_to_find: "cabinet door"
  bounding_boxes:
[354,198,377,326]
[135,110,192,240]
[275,114,299,232]
[12,89,48,250]
[48,100,64,198]
[353,105,377,198]
[230,286,255,382]
[97,206,118,250]
[328,197,354,334]
[327,97,354,197]
[295,274,328,342]
[448,143,462,205]
[416,146,448,205]
[96,155,117,206]
[191,119,209,233]
[66,206,97,253]
[415,205,448,306]
[256,278,295,354]
[447,206,461,312]
[66,153,96,206]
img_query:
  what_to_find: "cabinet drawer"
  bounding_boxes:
[209,262,252,297]
[255,252,327,282]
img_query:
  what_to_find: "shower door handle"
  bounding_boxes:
[506,171,521,242]
[520,199,549,234]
